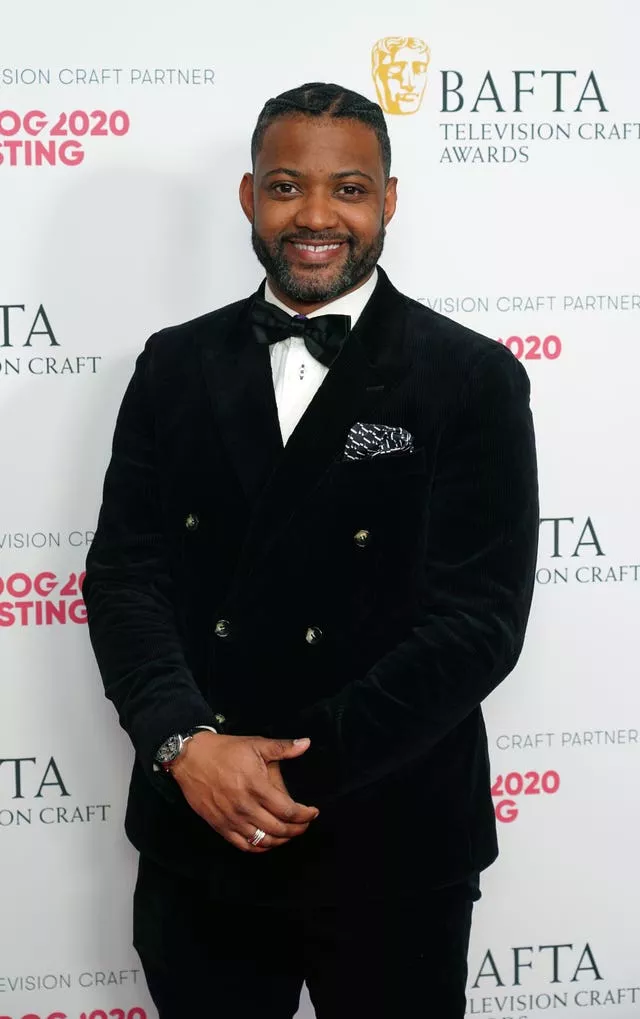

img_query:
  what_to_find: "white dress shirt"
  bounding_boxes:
[264,269,378,445]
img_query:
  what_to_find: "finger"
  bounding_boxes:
[239,823,290,851]
[256,737,310,763]
[226,829,271,854]
[267,762,320,816]
[256,784,319,823]
[251,773,318,819]
[246,805,311,841]
[220,788,312,829]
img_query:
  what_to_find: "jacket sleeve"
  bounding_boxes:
[278,344,539,806]
[83,338,219,800]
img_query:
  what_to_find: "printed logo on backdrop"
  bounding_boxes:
[0,972,145,1019]
[0,973,145,1019]
[491,725,638,825]
[413,291,640,360]
[490,723,640,824]
[1,754,150,1017]
[370,37,639,164]
[488,514,640,826]
[0,570,86,625]
[0,531,94,551]
[467,941,639,1015]
[0,303,101,376]
[493,721,635,823]
[371,37,431,115]
[491,767,560,825]
[0,108,130,167]
[0,65,214,167]
[0,755,110,828]
[537,515,639,586]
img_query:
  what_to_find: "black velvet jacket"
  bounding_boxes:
[83,268,538,905]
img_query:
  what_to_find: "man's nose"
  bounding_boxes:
[293,190,340,232]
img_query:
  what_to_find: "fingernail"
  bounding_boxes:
[293,737,310,745]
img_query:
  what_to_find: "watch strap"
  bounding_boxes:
[152,723,221,774]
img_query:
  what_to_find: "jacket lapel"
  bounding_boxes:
[200,295,284,506]
[201,267,412,590]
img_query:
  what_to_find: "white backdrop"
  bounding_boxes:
[1,1,639,1016]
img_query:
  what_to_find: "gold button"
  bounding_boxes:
[214,713,226,727]
[214,618,231,638]
[185,513,199,531]
[305,625,323,645]
[354,529,371,548]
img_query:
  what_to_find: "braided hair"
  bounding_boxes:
[251,82,391,179]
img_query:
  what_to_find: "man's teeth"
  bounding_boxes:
[292,243,341,252]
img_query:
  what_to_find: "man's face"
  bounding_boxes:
[239,115,397,310]
[378,47,428,115]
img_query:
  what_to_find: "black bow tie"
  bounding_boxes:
[251,298,351,368]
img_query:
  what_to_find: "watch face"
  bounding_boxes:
[155,734,182,764]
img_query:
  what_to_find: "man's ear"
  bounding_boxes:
[383,176,398,228]
[239,172,255,223]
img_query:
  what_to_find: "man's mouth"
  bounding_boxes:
[285,240,346,264]
[292,242,342,252]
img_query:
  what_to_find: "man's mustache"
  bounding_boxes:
[280,233,353,245]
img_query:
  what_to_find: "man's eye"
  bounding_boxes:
[272,182,298,194]
[338,185,365,196]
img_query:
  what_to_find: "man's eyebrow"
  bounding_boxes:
[261,167,376,184]
[331,169,375,183]
[262,167,303,180]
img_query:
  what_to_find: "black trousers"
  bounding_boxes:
[133,854,479,1019]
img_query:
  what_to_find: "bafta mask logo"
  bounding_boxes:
[372,36,431,115]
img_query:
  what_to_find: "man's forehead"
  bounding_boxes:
[258,117,382,168]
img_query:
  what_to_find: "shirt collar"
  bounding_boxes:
[263,268,378,331]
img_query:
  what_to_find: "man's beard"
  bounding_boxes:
[251,223,385,304]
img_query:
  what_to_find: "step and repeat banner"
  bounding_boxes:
[1,0,639,1016]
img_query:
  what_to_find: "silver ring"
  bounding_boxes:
[248,827,266,846]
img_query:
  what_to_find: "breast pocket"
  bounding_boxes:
[330,444,427,484]
[320,445,432,618]
[327,444,430,533]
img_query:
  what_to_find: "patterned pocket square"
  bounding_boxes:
[341,422,414,461]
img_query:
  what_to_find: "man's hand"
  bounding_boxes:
[169,732,319,853]
[267,759,290,797]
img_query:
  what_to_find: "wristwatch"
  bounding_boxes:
[153,723,221,773]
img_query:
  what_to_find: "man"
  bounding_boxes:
[84,83,538,1019]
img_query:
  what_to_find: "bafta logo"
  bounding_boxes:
[371,36,431,115]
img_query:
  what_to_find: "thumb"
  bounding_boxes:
[259,737,311,762]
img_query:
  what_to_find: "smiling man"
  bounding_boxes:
[84,83,539,1019]
[245,113,390,305]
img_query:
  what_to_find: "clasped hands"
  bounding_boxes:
[169,731,319,853]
